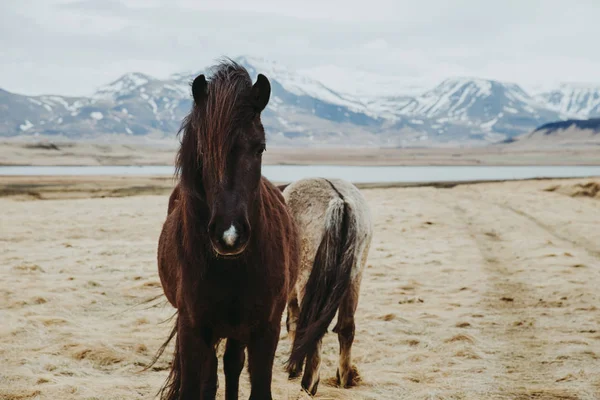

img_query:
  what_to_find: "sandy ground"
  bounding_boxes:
[1,178,600,399]
[3,140,600,166]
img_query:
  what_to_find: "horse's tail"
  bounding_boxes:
[143,315,181,400]
[287,182,357,371]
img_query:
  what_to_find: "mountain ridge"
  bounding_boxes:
[1,56,598,147]
[534,83,600,119]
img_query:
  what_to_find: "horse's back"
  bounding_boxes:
[327,178,373,242]
[283,177,372,248]
[282,178,373,286]
[282,178,334,263]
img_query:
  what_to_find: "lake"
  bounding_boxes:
[1,165,600,184]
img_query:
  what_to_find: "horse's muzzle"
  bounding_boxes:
[208,218,250,257]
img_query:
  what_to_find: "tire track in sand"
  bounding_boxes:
[449,190,600,400]
[495,202,600,260]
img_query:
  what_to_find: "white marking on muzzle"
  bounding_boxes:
[222,224,238,247]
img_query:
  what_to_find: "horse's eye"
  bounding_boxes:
[256,145,266,156]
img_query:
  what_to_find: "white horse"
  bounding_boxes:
[281,177,373,395]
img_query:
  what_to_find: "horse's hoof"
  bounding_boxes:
[288,371,301,380]
[287,367,302,380]
[287,362,302,379]
[336,365,361,388]
[301,375,320,396]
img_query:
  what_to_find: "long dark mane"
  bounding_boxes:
[173,60,265,273]
[176,60,257,195]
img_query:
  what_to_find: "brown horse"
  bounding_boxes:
[155,61,299,400]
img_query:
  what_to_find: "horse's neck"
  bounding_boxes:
[254,179,271,223]
[253,179,281,233]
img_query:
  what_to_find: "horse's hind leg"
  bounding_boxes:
[224,338,245,400]
[285,294,302,379]
[300,339,322,396]
[286,294,299,341]
[333,281,362,388]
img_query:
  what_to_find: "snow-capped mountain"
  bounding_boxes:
[235,56,380,131]
[1,56,597,146]
[397,78,560,137]
[94,72,156,100]
[535,83,600,119]
[0,88,89,137]
[238,57,370,115]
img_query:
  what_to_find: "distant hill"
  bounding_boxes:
[2,56,599,147]
[533,118,600,134]
[511,118,600,148]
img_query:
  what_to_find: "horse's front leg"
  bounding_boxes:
[247,323,281,400]
[224,338,245,400]
[200,344,218,400]
[177,314,210,400]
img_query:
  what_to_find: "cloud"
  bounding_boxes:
[363,39,389,51]
[0,0,599,97]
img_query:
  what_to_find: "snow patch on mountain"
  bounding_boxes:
[400,78,499,118]
[236,56,372,116]
[535,83,600,118]
[20,120,34,131]
[94,72,154,100]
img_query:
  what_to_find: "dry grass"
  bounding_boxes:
[545,181,600,199]
[1,177,600,399]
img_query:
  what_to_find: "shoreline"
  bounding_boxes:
[2,174,599,200]
[2,141,600,166]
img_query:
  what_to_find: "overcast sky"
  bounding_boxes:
[2,0,599,97]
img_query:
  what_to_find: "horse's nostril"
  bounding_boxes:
[222,224,238,247]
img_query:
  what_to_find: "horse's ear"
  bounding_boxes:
[192,74,208,105]
[251,74,271,112]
